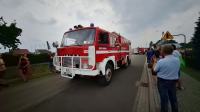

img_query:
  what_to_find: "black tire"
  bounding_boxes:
[123,57,130,68]
[128,57,131,65]
[73,74,80,80]
[98,64,113,86]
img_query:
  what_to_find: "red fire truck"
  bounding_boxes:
[138,47,148,54]
[53,24,132,85]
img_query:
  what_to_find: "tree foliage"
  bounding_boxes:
[0,17,22,50]
[191,15,200,69]
[149,41,153,48]
[180,42,192,48]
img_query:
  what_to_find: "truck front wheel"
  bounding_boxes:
[123,57,130,68]
[73,74,80,80]
[128,57,131,65]
[98,64,113,86]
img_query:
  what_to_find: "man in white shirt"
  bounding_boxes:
[154,45,180,112]
[172,44,181,58]
[172,44,184,90]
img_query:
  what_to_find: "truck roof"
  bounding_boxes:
[64,27,97,35]
[63,26,131,42]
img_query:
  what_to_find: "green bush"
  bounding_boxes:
[28,53,49,64]
[2,54,19,66]
[2,53,49,67]
[184,56,193,68]
[3,63,51,80]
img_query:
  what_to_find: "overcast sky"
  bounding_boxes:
[0,0,200,52]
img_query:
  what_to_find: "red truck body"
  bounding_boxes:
[53,25,132,85]
[138,47,148,54]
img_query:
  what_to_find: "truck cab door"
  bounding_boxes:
[109,33,121,66]
[98,31,109,46]
[96,31,110,62]
[115,36,122,63]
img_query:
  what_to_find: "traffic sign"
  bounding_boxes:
[162,31,174,40]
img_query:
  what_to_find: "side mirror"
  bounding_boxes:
[52,41,59,48]
[83,41,88,44]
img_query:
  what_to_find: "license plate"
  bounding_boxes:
[65,68,71,74]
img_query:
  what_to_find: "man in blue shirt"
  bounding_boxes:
[154,45,180,112]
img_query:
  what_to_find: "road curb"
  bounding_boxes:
[132,63,149,112]
[146,64,160,112]
[132,62,160,112]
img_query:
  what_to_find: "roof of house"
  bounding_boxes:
[13,49,30,55]
[35,49,51,54]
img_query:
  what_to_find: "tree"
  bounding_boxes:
[180,42,192,48]
[191,15,200,69]
[149,41,153,48]
[0,17,22,50]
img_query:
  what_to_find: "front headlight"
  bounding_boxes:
[82,63,88,69]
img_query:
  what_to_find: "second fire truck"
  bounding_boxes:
[53,24,132,85]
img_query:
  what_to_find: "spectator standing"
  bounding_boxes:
[0,54,7,86]
[172,45,181,58]
[172,44,185,90]
[154,45,180,112]
[154,46,161,58]
[152,46,162,64]
[151,45,161,76]
[18,53,31,82]
[48,53,54,72]
[146,48,154,65]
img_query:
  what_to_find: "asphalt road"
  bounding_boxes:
[26,55,145,112]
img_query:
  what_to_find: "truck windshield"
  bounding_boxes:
[61,29,95,46]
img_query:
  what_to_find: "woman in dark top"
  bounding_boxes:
[18,53,31,81]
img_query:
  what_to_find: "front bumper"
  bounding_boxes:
[55,66,99,78]
[53,56,98,78]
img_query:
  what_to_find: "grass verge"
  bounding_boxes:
[182,67,200,82]
[2,63,54,86]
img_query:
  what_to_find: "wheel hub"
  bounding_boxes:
[105,69,112,81]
